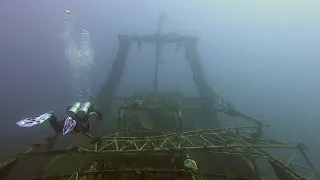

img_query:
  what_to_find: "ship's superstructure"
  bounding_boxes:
[0,13,319,180]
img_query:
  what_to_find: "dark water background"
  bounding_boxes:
[0,0,320,170]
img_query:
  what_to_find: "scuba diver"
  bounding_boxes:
[16,101,103,136]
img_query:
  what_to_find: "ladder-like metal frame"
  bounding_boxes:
[1,108,318,180]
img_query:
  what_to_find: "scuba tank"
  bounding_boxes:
[78,102,92,118]
[67,102,81,118]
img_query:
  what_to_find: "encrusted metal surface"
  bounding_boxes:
[17,127,290,157]
[29,169,258,180]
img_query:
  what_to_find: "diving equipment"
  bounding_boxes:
[16,102,102,135]
[16,112,53,128]
[67,102,81,118]
[62,116,76,135]
[78,102,92,118]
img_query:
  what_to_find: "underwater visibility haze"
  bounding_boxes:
[0,0,320,173]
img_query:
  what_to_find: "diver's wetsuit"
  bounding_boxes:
[49,107,102,134]
[49,115,64,134]
[74,117,91,133]
[48,116,89,134]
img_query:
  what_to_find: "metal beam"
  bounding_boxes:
[118,34,197,44]
[28,169,258,180]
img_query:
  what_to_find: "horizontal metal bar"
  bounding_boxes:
[29,169,257,180]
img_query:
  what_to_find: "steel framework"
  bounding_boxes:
[1,13,319,180]
[0,109,318,180]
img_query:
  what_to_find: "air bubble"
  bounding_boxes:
[61,13,94,101]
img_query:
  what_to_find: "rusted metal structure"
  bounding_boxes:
[0,107,318,179]
[0,13,319,180]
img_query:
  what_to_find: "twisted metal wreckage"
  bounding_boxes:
[1,14,319,180]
